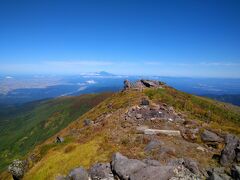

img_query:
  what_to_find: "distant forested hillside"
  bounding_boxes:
[0,93,112,171]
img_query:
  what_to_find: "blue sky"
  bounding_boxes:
[0,0,240,77]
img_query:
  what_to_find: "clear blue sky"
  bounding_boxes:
[0,0,240,77]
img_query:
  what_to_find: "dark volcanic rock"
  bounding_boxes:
[111,152,146,180]
[89,163,114,180]
[201,130,223,143]
[68,167,89,180]
[220,134,240,166]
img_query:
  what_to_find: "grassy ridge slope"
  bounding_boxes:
[21,87,240,179]
[0,93,112,172]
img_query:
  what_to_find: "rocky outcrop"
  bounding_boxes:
[58,152,202,180]
[123,79,165,91]
[220,134,240,166]
[123,80,132,90]
[125,103,184,123]
[110,152,202,180]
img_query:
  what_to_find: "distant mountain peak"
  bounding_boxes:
[97,71,115,76]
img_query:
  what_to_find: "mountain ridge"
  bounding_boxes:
[2,80,240,180]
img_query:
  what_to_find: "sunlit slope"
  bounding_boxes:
[22,87,240,179]
[0,92,112,172]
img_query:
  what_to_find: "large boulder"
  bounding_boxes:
[89,163,114,180]
[8,160,27,180]
[220,134,240,166]
[68,167,89,180]
[111,152,146,180]
[201,130,223,143]
[130,165,175,180]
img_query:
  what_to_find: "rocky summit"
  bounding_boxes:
[4,80,240,180]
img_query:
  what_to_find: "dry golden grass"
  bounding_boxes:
[6,88,239,179]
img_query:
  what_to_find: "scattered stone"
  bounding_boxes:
[220,134,240,166]
[89,163,114,180]
[201,130,223,143]
[197,146,206,152]
[136,113,142,119]
[111,152,146,180]
[55,136,64,143]
[141,98,150,106]
[68,167,89,180]
[181,128,198,142]
[8,160,27,180]
[83,119,93,126]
